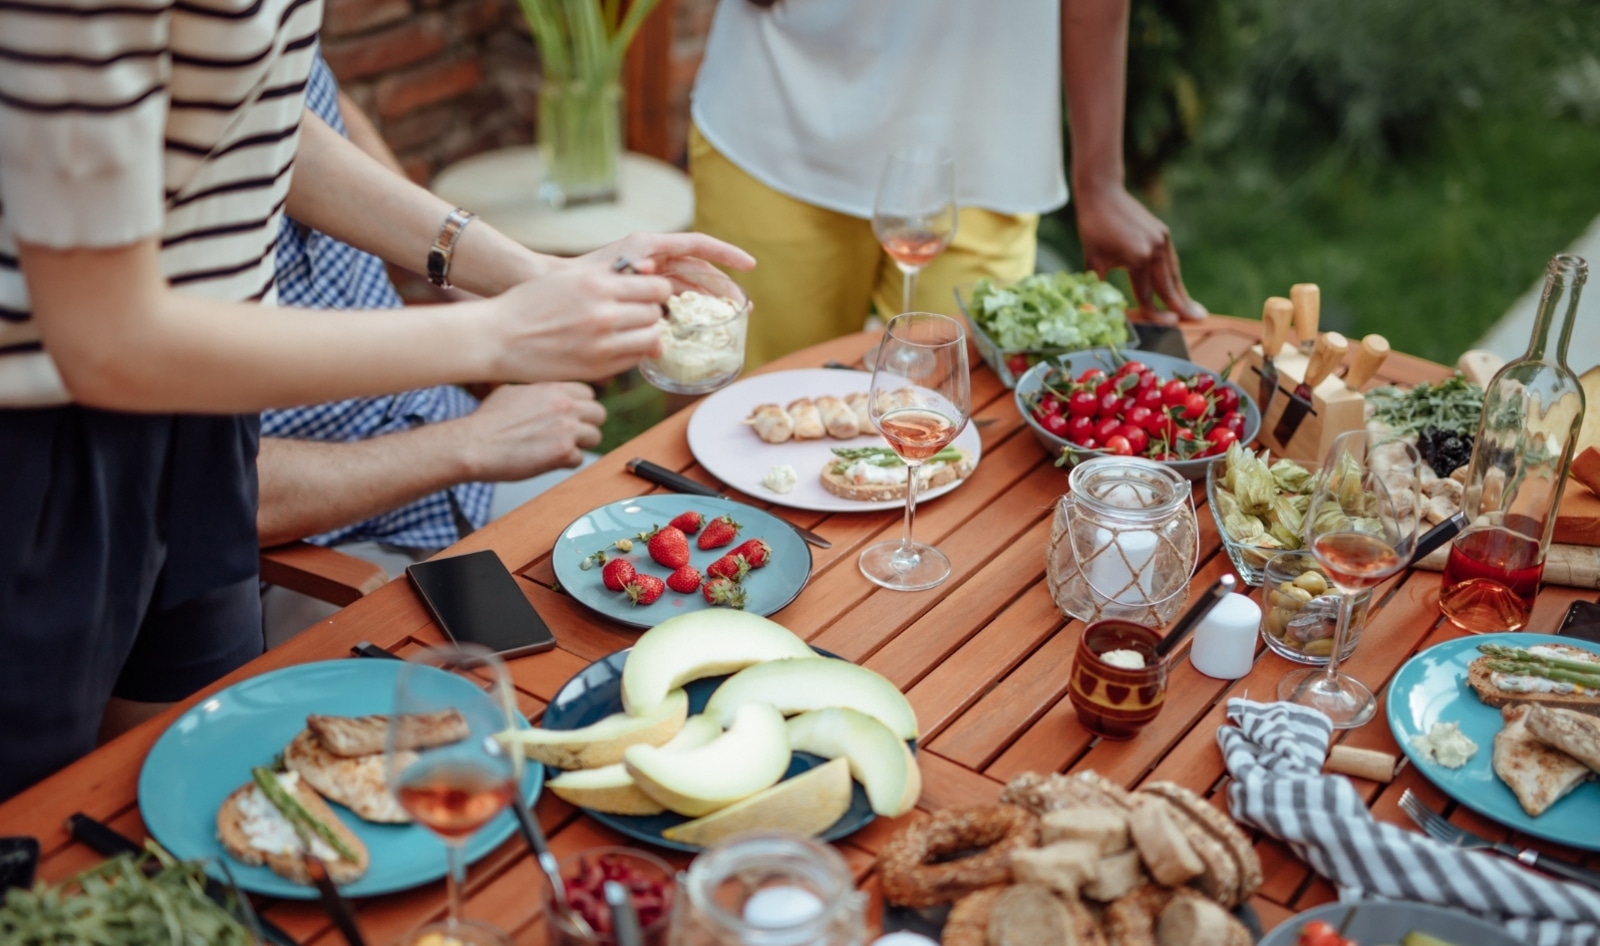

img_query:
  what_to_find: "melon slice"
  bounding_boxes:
[499,688,688,770]
[704,658,919,739]
[624,702,790,817]
[786,707,920,817]
[546,715,722,815]
[662,757,852,846]
[620,611,816,716]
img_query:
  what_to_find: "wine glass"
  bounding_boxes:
[859,312,970,592]
[388,643,521,946]
[1278,430,1423,728]
[873,145,957,317]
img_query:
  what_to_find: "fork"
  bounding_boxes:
[1398,789,1600,890]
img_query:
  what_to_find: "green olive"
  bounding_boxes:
[1266,608,1292,638]
[1280,585,1314,605]
[1293,571,1328,595]
[1301,638,1334,657]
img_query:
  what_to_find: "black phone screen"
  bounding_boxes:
[1131,321,1193,361]
[1558,600,1600,646]
[406,551,557,659]
[0,837,39,891]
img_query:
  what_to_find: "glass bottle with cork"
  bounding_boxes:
[1440,254,1587,632]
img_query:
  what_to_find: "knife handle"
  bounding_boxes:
[1344,334,1390,390]
[1261,297,1292,358]
[66,813,142,857]
[1304,332,1348,388]
[1521,847,1600,891]
[625,458,722,498]
[1413,512,1466,562]
[1290,283,1320,345]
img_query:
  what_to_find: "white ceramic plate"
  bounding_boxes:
[685,368,984,513]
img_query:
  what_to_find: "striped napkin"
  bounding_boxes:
[1218,699,1600,946]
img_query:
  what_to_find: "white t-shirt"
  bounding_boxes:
[0,0,320,406]
[691,0,1068,220]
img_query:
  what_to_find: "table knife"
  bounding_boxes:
[625,458,832,549]
[66,813,299,946]
[1344,334,1390,391]
[1255,296,1292,416]
[1271,331,1347,445]
[1290,283,1320,353]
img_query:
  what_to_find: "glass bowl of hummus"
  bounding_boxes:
[639,259,750,395]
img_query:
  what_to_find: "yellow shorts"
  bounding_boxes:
[689,124,1039,368]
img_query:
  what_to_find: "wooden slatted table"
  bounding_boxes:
[5,316,1595,944]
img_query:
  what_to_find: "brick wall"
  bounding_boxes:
[320,0,719,186]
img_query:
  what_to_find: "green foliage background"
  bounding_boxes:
[1043,0,1600,363]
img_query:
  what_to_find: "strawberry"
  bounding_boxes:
[623,574,665,606]
[666,564,703,594]
[697,515,741,550]
[701,575,747,609]
[645,525,691,569]
[601,558,636,592]
[669,511,705,535]
[730,538,772,568]
[706,553,750,582]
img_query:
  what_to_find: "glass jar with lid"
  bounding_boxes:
[669,833,865,946]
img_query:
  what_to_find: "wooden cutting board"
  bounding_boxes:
[1556,485,1600,547]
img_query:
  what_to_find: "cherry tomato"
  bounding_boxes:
[1119,425,1149,455]
[1103,434,1133,456]
[1220,411,1247,435]
[1125,405,1153,430]
[1068,391,1098,418]
[1160,378,1190,407]
[1094,417,1122,442]
[1296,921,1345,946]
[1094,377,1118,398]
[1176,428,1195,442]
[1117,360,1148,377]
[1038,393,1062,415]
[1066,415,1094,442]
[1136,371,1159,392]
[1116,395,1138,416]
[1149,412,1177,441]
[1136,386,1163,411]
[1075,436,1099,451]
[1214,385,1241,415]
[1208,427,1239,453]
[1182,392,1209,420]
[1192,373,1217,395]
[1041,413,1070,437]
[1077,368,1107,387]
[1097,392,1121,417]
[1007,354,1032,377]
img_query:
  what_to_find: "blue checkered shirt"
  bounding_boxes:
[260,53,491,550]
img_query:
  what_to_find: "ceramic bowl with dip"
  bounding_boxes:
[638,259,750,396]
[1068,620,1168,740]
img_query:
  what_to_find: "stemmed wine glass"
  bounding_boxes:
[388,643,521,946]
[1279,430,1423,728]
[860,312,971,592]
[873,145,957,316]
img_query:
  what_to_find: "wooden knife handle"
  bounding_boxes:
[1261,297,1293,357]
[1305,331,1348,388]
[1344,334,1390,389]
[1290,283,1320,345]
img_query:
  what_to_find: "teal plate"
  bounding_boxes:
[1386,632,1600,850]
[138,660,543,899]
[552,493,812,630]
[542,648,902,853]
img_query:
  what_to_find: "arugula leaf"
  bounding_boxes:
[1366,372,1484,438]
[969,272,1131,351]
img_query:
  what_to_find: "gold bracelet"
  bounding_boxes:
[426,208,477,289]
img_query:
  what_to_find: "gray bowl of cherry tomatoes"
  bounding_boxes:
[1014,348,1261,482]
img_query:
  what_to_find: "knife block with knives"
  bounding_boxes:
[1238,283,1378,463]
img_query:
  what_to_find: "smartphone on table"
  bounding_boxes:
[1557,600,1600,647]
[406,550,558,659]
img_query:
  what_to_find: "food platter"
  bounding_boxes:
[551,493,811,630]
[138,660,542,899]
[540,647,895,852]
[685,368,984,513]
[1386,632,1600,850]
[1256,898,1522,946]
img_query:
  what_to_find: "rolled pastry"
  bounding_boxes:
[815,395,860,439]
[787,397,826,440]
[845,392,871,433]
[745,403,794,444]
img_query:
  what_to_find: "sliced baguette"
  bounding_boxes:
[1127,797,1203,887]
[819,448,974,503]
[1466,645,1600,717]
[217,778,368,885]
[1139,781,1262,905]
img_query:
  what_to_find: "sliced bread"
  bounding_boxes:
[819,448,974,503]
[217,776,368,885]
[1466,644,1600,717]
[1139,781,1262,905]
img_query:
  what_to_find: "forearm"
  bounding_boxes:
[1061,0,1130,193]
[257,424,473,546]
[286,111,561,296]
[335,90,406,177]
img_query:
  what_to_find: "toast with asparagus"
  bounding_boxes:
[1468,642,1600,717]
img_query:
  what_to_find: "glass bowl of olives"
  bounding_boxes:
[1260,551,1371,664]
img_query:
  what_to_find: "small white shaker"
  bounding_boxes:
[1189,591,1261,679]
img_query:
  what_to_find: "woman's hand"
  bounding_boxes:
[489,263,670,382]
[579,231,757,275]
[1074,182,1207,323]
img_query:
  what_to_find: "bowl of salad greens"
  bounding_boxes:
[954,271,1135,388]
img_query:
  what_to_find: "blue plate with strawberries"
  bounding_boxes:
[552,493,812,630]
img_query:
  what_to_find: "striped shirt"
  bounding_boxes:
[0,0,322,405]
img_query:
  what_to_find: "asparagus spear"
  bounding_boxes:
[830,446,964,468]
[250,766,361,864]
[1478,644,1600,676]
[1482,660,1600,691]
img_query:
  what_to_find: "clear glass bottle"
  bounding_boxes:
[1440,254,1588,632]
[669,833,865,946]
